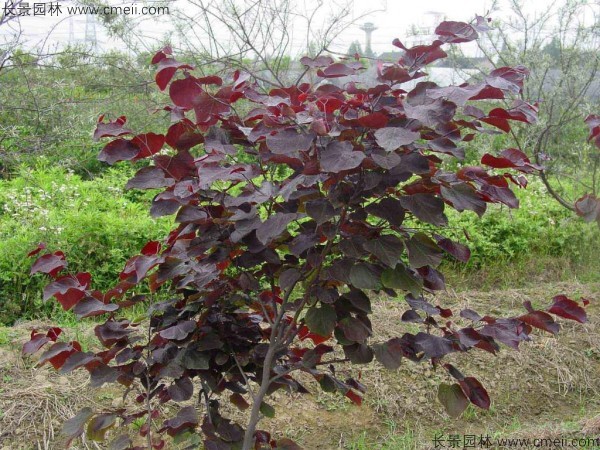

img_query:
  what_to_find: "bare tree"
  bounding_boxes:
[169,0,375,88]
[0,0,25,72]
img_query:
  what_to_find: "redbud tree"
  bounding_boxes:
[24,17,588,450]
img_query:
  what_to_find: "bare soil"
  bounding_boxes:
[1,282,599,449]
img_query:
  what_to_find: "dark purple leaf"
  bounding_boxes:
[548,295,588,323]
[289,232,319,256]
[414,332,454,358]
[132,133,165,159]
[154,57,194,91]
[62,407,93,447]
[279,268,301,291]
[363,235,404,267]
[169,377,194,402]
[166,120,204,151]
[256,212,297,245]
[316,62,360,78]
[126,166,174,190]
[438,383,469,417]
[404,99,456,128]
[266,129,315,157]
[175,205,209,224]
[405,233,444,268]
[169,76,203,108]
[372,338,404,370]
[344,289,372,314]
[39,342,79,369]
[162,406,198,437]
[406,295,441,315]
[72,297,118,319]
[89,363,119,388]
[343,343,374,364]
[30,252,67,277]
[339,316,372,343]
[95,321,132,347]
[349,263,381,290]
[59,351,98,373]
[480,319,530,349]
[435,21,478,43]
[401,309,422,322]
[381,265,423,296]
[23,333,51,355]
[98,139,139,165]
[435,236,471,262]
[481,148,539,173]
[394,40,448,69]
[320,141,365,173]
[460,309,482,322]
[374,127,420,151]
[366,198,406,226]
[94,116,131,141]
[400,194,447,226]
[160,320,197,340]
[518,311,559,334]
[306,199,336,225]
[428,137,465,159]
[440,184,487,217]
[304,304,336,338]
[480,185,519,208]
[459,377,490,409]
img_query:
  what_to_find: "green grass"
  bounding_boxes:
[0,165,173,324]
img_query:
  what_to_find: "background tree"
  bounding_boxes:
[449,0,600,218]
[168,0,369,87]
[0,0,24,73]
[347,40,364,57]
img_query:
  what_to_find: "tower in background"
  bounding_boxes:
[360,22,377,57]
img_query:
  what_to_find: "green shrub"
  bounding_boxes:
[442,178,599,286]
[0,166,172,324]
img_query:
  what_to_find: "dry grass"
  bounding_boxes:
[0,348,104,450]
[0,282,598,449]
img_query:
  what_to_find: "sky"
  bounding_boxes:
[0,0,597,57]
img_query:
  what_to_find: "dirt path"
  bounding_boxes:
[1,282,599,449]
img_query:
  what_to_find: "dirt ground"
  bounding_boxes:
[1,282,599,449]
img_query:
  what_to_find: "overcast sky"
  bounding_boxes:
[1,0,597,56]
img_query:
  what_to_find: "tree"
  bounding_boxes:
[24,18,589,450]
[169,0,362,88]
[347,40,364,57]
[451,0,600,219]
[0,0,25,73]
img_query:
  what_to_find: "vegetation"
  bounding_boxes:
[0,1,598,449]
[0,165,172,324]
[450,0,600,214]
[21,20,592,450]
[0,47,162,177]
